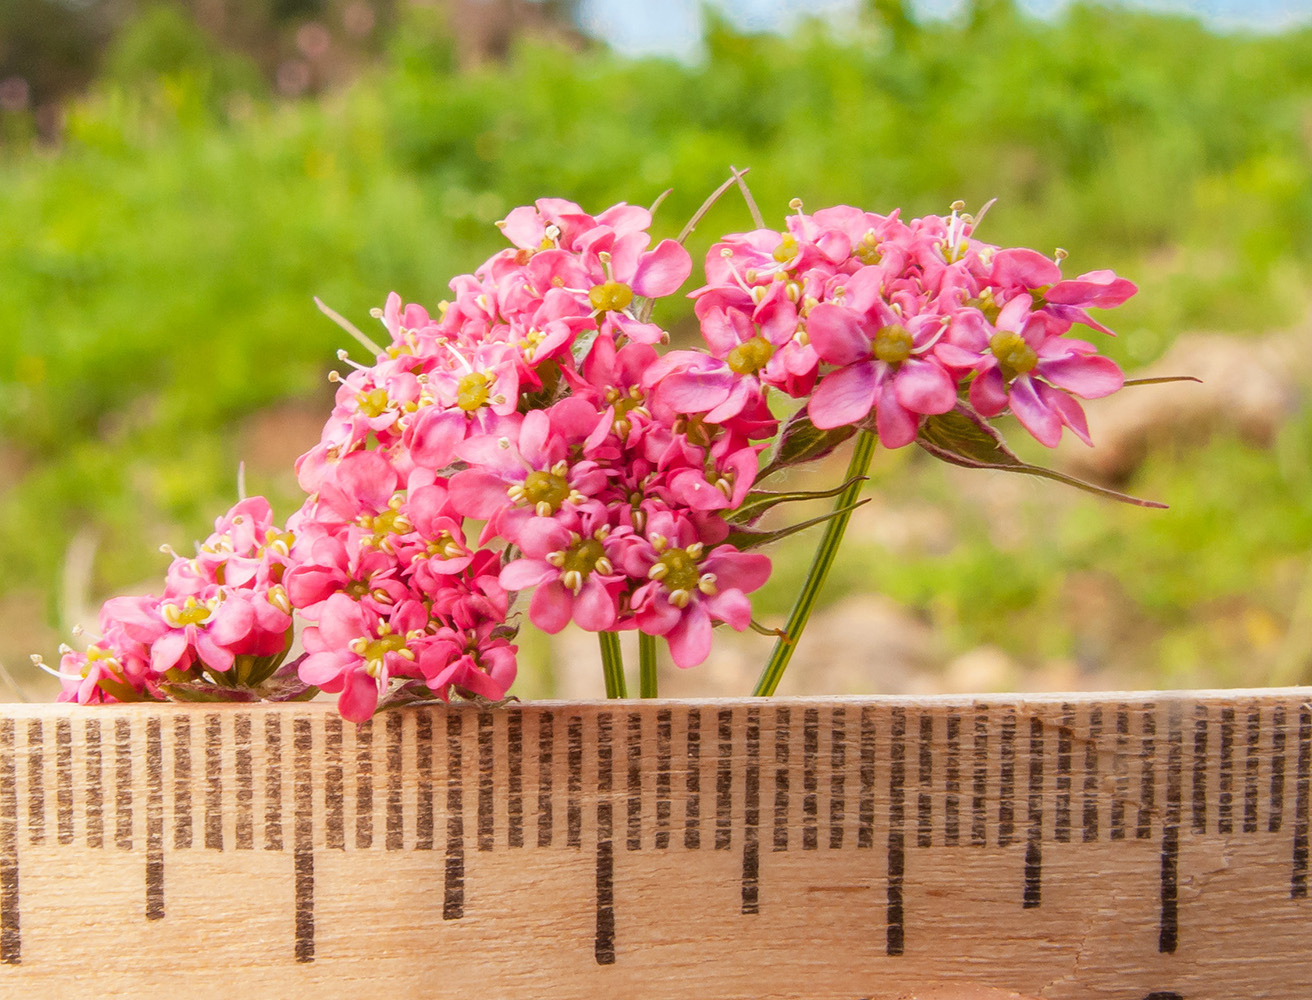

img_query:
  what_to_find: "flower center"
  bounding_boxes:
[854,234,881,266]
[456,372,492,412]
[727,336,775,375]
[344,579,371,600]
[162,595,216,628]
[521,470,572,512]
[562,537,606,576]
[773,234,799,264]
[356,388,390,419]
[654,548,700,594]
[873,324,914,365]
[362,633,406,663]
[588,280,634,313]
[989,331,1039,379]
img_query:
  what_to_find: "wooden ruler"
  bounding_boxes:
[0,690,1308,999]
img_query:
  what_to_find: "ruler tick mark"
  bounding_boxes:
[1,718,19,964]
[235,714,253,851]
[356,720,374,850]
[478,712,494,853]
[1159,707,1182,954]
[55,718,72,846]
[387,712,404,852]
[858,707,874,849]
[568,716,583,849]
[1191,705,1208,835]
[1023,716,1043,909]
[172,716,191,850]
[944,713,960,847]
[205,714,222,851]
[1111,706,1129,841]
[507,710,523,849]
[803,708,818,852]
[972,707,989,848]
[742,707,760,914]
[325,716,344,851]
[998,712,1016,847]
[656,709,672,850]
[1138,707,1157,841]
[1244,706,1260,835]
[26,720,43,847]
[444,712,465,920]
[1270,705,1286,835]
[773,706,790,853]
[293,716,314,963]
[917,714,933,850]
[1055,705,1073,844]
[595,713,615,966]
[1218,707,1234,836]
[830,707,846,850]
[146,717,164,921]
[1291,705,1310,898]
[265,714,283,852]
[417,711,434,851]
[115,717,133,852]
[685,709,701,850]
[86,719,103,850]
[627,712,642,852]
[716,708,733,851]
[537,712,554,849]
[887,707,906,956]
[1083,706,1101,843]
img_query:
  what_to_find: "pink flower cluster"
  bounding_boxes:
[49,193,1136,720]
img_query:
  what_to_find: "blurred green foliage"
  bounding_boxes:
[2,2,1311,687]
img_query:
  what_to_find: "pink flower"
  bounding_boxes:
[619,509,770,668]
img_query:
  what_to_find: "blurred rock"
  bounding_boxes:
[1062,327,1311,483]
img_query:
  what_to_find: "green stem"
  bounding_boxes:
[753,429,878,697]
[599,631,629,699]
[639,632,659,698]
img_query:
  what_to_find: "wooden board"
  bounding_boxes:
[0,690,1308,999]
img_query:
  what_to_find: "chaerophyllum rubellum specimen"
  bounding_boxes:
[40,180,1172,719]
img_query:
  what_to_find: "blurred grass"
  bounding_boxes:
[2,2,1311,691]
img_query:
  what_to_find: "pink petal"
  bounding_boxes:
[449,470,513,519]
[337,670,379,723]
[298,649,355,686]
[529,582,574,634]
[893,359,958,415]
[631,240,693,298]
[572,578,617,632]
[968,364,1009,417]
[500,559,558,591]
[807,304,870,365]
[991,248,1062,289]
[1046,270,1137,308]
[666,603,713,668]
[809,363,878,429]
[874,380,919,448]
[1008,376,1063,447]
[150,630,192,674]
[1038,353,1124,399]
[1040,383,1093,446]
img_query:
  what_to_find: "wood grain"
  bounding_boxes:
[0,690,1307,999]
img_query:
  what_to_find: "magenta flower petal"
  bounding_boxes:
[807,304,870,366]
[1038,353,1124,399]
[500,558,557,591]
[572,578,617,632]
[449,470,513,519]
[874,380,920,448]
[1046,270,1137,308]
[632,239,693,298]
[1008,376,1063,447]
[991,248,1062,289]
[194,631,236,673]
[968,365,1009,417]
[810,363,879,429]
[1040,383,1094,446]
[666,603,713,668]
[150,630,191,674]
[893,359,958,415]
[337,670,379,723]
[529,582,573,634]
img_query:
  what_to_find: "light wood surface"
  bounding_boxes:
[0,690,1308,999]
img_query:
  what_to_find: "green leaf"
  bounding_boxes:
[916,405,1167,508]
[728,476,867,525]
[758,407,858,480]
[725,498,870,550]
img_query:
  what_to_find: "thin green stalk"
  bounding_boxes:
[753,429,878,697]
[639,632,659,698]
[599,631,629,699]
